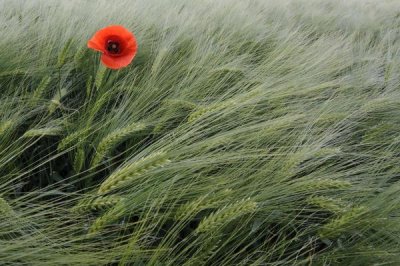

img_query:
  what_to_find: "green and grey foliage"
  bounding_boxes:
[0,0,400,265]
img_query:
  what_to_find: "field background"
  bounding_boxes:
[1,0,400,265]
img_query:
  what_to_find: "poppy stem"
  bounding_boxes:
[57,66,62,109]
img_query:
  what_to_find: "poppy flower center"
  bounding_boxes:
[106,40,121,54]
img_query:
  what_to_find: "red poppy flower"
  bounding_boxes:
[88,25,138,69]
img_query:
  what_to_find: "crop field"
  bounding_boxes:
[0,0,400,265]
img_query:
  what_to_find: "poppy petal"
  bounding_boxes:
[128,39,138,52]
[121,42,138,57]
[87,38,105,52]
[95,25,133,44]
[101,53,136,70]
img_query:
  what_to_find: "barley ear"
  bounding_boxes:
[188,99,236,123]
[73,147,86,173]
[58,128,89,151]
[98,151,170,194]
[307,196,348,214]
[196,198,257,234]
[31,76,51,105]
[175,189,234,220]
[23,126,63,138]
[74,45,88,65]
[319,206,368,239]
[303,179,351,192]
[57,38,73,67]
[86,75,93,98]
[72,195,122,213]
[48,88,68,114]
[0,197,14,217]
[95,64,107,89]
[0,120,13,137]
[91,123,146,168]
[184,237,221,266]
[87,204,125,236]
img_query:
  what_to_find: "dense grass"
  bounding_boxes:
[1,0,400,265]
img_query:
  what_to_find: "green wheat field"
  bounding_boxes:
[1,0,400,265]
